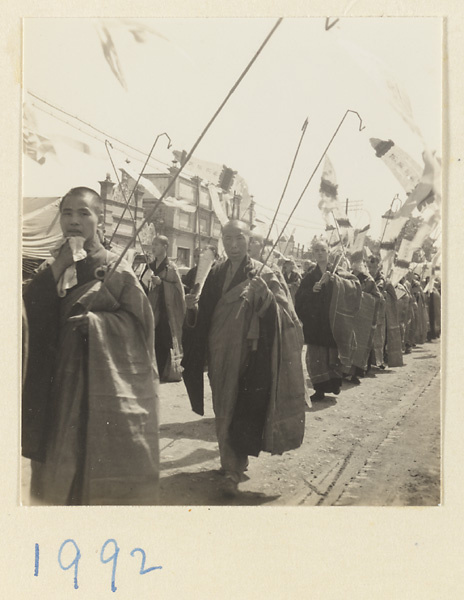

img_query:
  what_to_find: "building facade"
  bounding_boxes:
[99,158,255,269]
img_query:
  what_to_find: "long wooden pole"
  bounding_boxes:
[83,18,283,312]
[257,109,365,276]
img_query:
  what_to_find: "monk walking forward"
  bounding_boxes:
[182,220,306,497]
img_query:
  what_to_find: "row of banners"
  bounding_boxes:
[318,137,441,288]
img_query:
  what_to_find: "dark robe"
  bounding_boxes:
[23,246,159,505]
[294,264,336,347]
[181,256,277,457]
[22,247,109,462]
[182,265,197,294]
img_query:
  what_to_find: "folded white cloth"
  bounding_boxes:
[51,236,87,297]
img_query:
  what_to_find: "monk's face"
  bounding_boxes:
[368,259,379,277]
[222,223,249,262]
[313,242,328,265]
[152,238,167,259]
[283,262,293,274]
[248,236,263,260]
[60,193,101,242]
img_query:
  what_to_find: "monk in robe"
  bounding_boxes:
[182,220,306,498]
[182,246,201,294]
[348,262,381,383]
[367,256,403,368]
[22,187,159,506]
[410,274,429,345]
[141,235,185,382]
[282,260,302,305]
[249,232,296,309]
[427,280,441,341]
[295,240,361,401]
[396,277,414,353]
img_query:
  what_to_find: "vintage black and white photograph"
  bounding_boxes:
[21,17,442,507]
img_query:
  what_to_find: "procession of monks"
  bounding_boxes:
[22,187,441,504]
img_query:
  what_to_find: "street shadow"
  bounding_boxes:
[159,470,280,506]
[342,379,363,390]
[414,354,437,360]
[228,490,281,506]
[307,397,337,413]
[160,417,217,443]
[160,448,219,471]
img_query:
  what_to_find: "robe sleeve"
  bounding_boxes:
[22,267,61,461]
[181,268,221,416]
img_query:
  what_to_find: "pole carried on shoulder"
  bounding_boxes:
[257,109,365,276]
[84,18,283,312]
[235,109,365,320]
[260,117,309,260]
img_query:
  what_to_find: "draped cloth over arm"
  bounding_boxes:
[147,259,185,382]
[329,270,362,370]
[385,284,404,367]
[182,257,306,464]
[25,256,160,506]
[22,267,60,461]
[351,292,379,371]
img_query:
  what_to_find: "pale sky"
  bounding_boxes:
[23,17,442,244]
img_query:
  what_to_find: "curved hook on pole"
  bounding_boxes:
[156,132,172,150]
[257,107,365,276]
[347,110,366,132]
[109,130,173,244]
[260,115,310,260]
[104,139,151,262]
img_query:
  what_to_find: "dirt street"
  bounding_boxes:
[157,339,441,507]
[21,340,441,507]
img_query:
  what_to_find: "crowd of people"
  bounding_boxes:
[21,186,441,505]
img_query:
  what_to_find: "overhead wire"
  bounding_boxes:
[27,91,172,171]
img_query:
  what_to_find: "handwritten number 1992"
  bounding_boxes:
[35,540,162,591]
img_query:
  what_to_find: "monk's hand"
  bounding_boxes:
[51,240,74,282]
[248,276,270,303]
[151,275,162,286]
[320,271,332,285]
[185,293,199,310]
[68,313,89,337]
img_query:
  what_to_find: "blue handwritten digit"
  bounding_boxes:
[130,548,162,574]
[58,539,81,590]
[100,539,120,593]
[34,543,39,577]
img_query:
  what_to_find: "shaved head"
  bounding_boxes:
[249,231,265,260]
[221,220,250,264]
[221,219,251,237]
[60,187,103,216]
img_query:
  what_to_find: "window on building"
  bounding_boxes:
[199,188,210,208]
[178,181,195,202]
[179,210,194,231]
[212,217,221,238]
[199,214,210,236]
[177,247,190,267]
